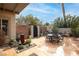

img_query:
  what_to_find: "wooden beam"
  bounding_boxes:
[0,3,29,14]
[0,8,19,14]
[13,4,18,12]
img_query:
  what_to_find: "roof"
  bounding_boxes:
[0,3,29,14]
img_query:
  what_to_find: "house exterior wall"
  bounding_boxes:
[37,26,40,37]
[16,25,30,39]
[31,25,46,37]
[0,11,16,42]
[58,28,71,34]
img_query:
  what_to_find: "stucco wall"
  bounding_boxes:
[0,11,16,41]
[58,28,71,34]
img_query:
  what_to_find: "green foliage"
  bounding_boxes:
[8,40,14,45]
[8,39,16,45]
[71,25,79,37]
[28,35,32,43]
[44,22,50,26]
[16,14,41,25]
[53,17,65,28]
[8,39,18,47]
[24,35,32,46]
[16,16,26,25]
[53,15,79,28]
[18,44,24,50]
[52,26,58,33]
[53,15,79,37]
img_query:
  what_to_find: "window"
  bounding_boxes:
[0,18,8,35]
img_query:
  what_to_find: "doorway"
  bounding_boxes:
[33,25,38,37]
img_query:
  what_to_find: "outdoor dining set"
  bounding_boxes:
[46,30,64,44]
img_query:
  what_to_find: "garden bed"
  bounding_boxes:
[15,43,37,53]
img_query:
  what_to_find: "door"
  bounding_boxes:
[33,25,38,37]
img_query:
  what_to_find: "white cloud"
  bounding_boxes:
[27,7,51,14]
[66,11,74,16]
[66,10,79,16]
[20,3,59,15]
[19,3,62,24]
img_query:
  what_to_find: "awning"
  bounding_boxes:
[0,3,29,14]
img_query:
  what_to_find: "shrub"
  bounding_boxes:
[52,26,58,34]
[18,44,24,50]
[26,35,32,46]
[8,39,18,47]
[71,25,79,37]
[29,35,32,43]
[23,35,32,46]
[8,40,14,45]
[53,15,79,37]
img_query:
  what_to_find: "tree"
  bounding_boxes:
[53,17,64,28]
[16,14,41,26]
[61,3,67,27]
[52,15,79,37]
[44,22,50,26]
[16,16,26,25]
[25,14,40,25]
[53,15,79,28]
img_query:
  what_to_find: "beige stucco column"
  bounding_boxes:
[8,14,16,40]
[31,25,34,38]
[37,26,40,37]
[0,11,16,42]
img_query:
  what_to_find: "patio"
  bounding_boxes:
[16,37,79,56]
[0,36,79,56]
[16,36,79,56]
[16,37,62,56]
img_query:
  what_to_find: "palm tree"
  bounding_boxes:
[61,3,66,27]
[25,14,40,25]
[61,3,65,19]
[16,16,26,25]
[16,15,41,26]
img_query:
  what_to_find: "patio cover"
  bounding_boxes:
[0,3,29,14]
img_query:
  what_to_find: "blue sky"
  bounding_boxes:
[18,3,79,24]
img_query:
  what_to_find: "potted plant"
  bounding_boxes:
[26,35,32,46]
